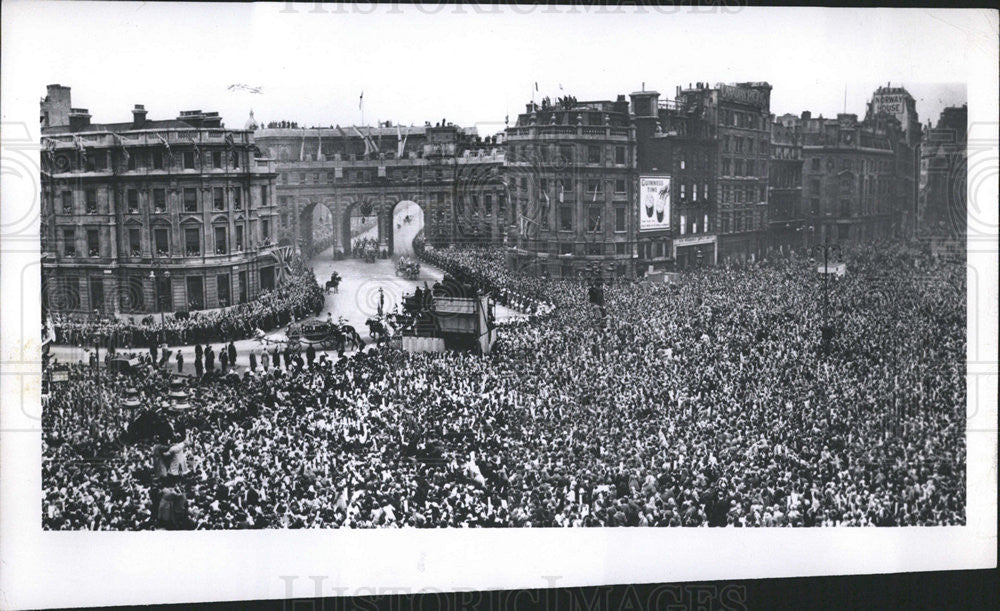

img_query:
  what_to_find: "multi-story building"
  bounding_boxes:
[865,85,921,236]
[505,95,636,278]
[795,111,901,246]
[254,122,506,258]
[631,89,718,271]
[768,113,805,253]
[676,82,772,263]
[40,84,279,315]
[919,104,967,241]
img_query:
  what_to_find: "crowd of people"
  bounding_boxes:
[351,237,382,261]
[42,241,966,529]
[49,268,325,349]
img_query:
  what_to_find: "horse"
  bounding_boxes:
[325,279,339,294]
[333,323,365,352]
[366,318,391,344]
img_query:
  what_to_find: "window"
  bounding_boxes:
[183,188,197,212]
[615,206,626,232]
[128,227,141,256]
[723,136,730,152]
[692,183,698,202]
[587,180,601,200]
[185,227,200,256]
[484,193,493,215]
[217,274,231,308]
[680,215,686,235]
[587,145,601,164]
[262,219,271,242]
[214,226,227,254]
[122,152,132,171]
[615,146,625,164]
[154,227,169,256]
[735,159,744,176]
[233,188,242,210]
[561,145,574,163]
[214,187,225,210]
[587,206,603,232]
[213,151,222,169]
[153,188,166,212]
[748,139,754,153]
[184,151,195,169]
[126,189,139,213]
[703,214,709,233]
[238,270,248,303]
[89,278,105,312]
[586,243,602,256]
[615,179,626,194]
[260,185,268,207]
[235,225,244,251]
[62,228,76,256]
[559,242,573,255]
[809,178,820,195]
[232,152,240,168]
[61,191,73,213]
[811,158,820,171]
[680,157,686,170]
[153,151,163,169]
[281,173,288,183]
[615,242,627,256]
[87,228,100,257]
[559,205,573,231]
[747,160,755,176]
[86,190,97,213]
[703,183,709,202]
[722,158,731,176]
[186,276,204,310]
[680,183,686,200]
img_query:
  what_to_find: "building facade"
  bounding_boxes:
[865,85,921,236]
[675,82,772,263]
[794,111,901,247]
[631,89,718,271]
[768,113,805,253]
[40,85,280,315]
[919,104,967,241]
[254,122,506,258]
[505,96,636,278]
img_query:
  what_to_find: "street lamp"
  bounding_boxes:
[149,267,170,346]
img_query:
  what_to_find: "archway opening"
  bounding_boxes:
[345,200,380,258]
[391,200,424,257]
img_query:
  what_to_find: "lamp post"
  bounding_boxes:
[150,266,170,346]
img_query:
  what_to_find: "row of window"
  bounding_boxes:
[808,156,892,174]
[721,157,768,177]
[67,147,244,173]
[719,210,767,234]
[721,109,766,131]
[719,183,768,204]
[518,202,629,233]
[55,185,268,215]
[722,135,769,155]
[507,144,628,165]
[517,177,630,195]
[59,222,270,258]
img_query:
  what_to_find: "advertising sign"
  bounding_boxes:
[639,176,671,232]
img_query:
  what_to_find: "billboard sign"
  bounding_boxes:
[639,175,671,232]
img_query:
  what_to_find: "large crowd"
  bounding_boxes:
[42,242,966,529]
[50,268,324,348]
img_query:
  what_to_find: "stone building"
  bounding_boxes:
[676,82,773,263]
[919,104,967,242]
[40,85,279,315]
[254,122,506,258]
[505,95,636,278]
[793,111,903,247]
[631,89,718,271]
[767,113,805,253]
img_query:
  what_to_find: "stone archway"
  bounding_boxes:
[342,197,383,258]
[298,200,337,257]
[390,200,424,257]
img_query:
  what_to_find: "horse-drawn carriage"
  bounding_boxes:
[395,256,420,280]
[283,318,366,353]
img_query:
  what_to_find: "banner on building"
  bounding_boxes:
[639,175,671,232]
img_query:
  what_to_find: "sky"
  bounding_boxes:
[2,4,988,136]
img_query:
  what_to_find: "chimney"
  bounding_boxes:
[132,104,147,128]
[801,111,811,120]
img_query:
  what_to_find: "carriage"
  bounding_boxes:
[286,320,338,351]
[395,257,420,280]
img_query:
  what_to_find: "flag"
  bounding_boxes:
[558,181,564,203]
[74,135,88,166]
[359,91,364,110]
[396,124,403,157]
[592,182,600,202]
[534,82,538,91]
[224,132,235,149]
[156,132,172,158]
[351,126,372,157]
[114,134,130,166]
